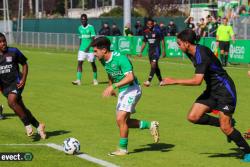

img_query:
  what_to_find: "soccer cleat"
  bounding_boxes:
[150,121,160,143]
[159,81,165,86]
[0,104,4,120]
[227,118,236,143]
[37,123,46,139]
[242,153,250,162]
[25,125,34,137]
[108,149,128,156]
[72,80,81,85]
[93,79,98,85]
[143,81,151,87]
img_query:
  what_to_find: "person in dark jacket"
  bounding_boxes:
[110,24,122,36]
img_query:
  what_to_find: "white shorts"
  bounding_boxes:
[77,51,95,62]
[116,85,142,113]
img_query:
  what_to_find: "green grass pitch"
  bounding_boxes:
[0,47,249,167]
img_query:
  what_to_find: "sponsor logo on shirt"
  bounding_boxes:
[6,57,12,62]
[0,64,12,74]
[223,105,229,110]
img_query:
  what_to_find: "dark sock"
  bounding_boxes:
[155,67,162,82]
[195,114,220,127]
[148,67,155,82]
[21,116,31,126]
[25,109,39,128]
[228,129,250,154]
[225,54,228,66]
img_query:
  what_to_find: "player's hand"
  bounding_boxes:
[103,85,115,97]
[17,80,26,89]
[162,77,176,85]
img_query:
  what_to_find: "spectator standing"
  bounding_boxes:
[110,24,122,36]
[135,20,144,36]
[184,16,195,31]
[166,20,178,36]
[99,23,110,36]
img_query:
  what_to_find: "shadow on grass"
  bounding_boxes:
[129,143,175,154]
[97,81,109,85]
[201,148,242,159]
[32,130,70,142]
[0,113,17,120]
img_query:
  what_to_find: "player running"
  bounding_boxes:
[162,29,250,162]
[72,13,98,86]
[91,36,159,156]
[140,18,165,87]
[0,33,46,139]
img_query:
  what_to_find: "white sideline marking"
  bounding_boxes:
[0,143,119,167]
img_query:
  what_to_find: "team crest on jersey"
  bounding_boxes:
[6,56,12,62]
[111,64,116,68]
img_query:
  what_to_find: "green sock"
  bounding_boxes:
[77,72,82,81]
[93,72,97,80]
[119,138,128,150]
[139,120,151,129]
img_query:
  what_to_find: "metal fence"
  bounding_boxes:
[233,16,250,39]
[12,32,80,51]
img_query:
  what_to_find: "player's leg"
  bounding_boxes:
[72,51,85,85]
[219,111,250,162]
[17,97,46,139]
[144,59,156,87]
[88,53,98,85]
[223,42,230,67]
[7,93,33,136]
[187,103,220,127]
[155,61,163,85]
[108,111,129,156]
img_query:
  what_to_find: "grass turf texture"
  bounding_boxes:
[0,46,250,167]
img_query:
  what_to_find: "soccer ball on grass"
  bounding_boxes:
[63,137,80,155]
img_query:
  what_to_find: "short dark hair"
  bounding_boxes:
[0,33,6,39]
[177,29,200,45]
[91,36,111,51]
[81,13,88,19]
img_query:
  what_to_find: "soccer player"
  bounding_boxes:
[91,37,159,156]
[0,33,46,139]
[72,14,98,85]
[216,17,235,67]
[161,29,250,162]
[140,18,165,87]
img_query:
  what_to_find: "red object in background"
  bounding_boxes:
[211,109,219,115]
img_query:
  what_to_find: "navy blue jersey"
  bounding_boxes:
[143,26,164,55]
[0,47,27,89]
[187,45,236,105]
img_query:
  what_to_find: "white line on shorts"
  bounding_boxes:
[0,143,119,167]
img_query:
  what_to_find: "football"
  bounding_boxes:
[63,137,80,155]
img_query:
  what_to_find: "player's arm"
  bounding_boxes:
[139,41,146,57]
[103,72,134,97]
[162,73,204,86]
[161,38,166,58]
[17,63,28,89]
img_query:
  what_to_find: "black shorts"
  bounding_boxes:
[219,41,230,52]
[148,48,161,62]
[2,82,23,98]
[195,89,236,115]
